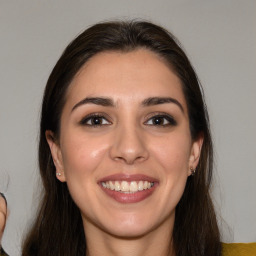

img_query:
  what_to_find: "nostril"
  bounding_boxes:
[113,156,123,161]
[113,154,147,165]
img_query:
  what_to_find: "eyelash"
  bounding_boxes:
[79,113,177,127]
[79,113,112,127]
[144,113,177,127]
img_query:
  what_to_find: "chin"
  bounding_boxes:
[99,213,160,239]
[106,224,154,239]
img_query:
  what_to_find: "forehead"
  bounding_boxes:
[65,49,187,109]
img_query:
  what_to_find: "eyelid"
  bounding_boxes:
[144,112,177,126]
[79,112,112,126]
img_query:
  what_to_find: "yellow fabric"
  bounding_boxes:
[222,243,256,256]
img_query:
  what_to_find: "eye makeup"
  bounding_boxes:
[79,113,112,127]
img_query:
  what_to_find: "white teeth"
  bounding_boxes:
[101,180,154,193]
[129,181,138,192]
[121,181,129,192]
[109,181,115,190]
[138,181,144,191]
[114,181,120,191]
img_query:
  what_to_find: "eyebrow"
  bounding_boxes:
[71,96,184,113]
[142,97,184,112]
[72,97,114,111]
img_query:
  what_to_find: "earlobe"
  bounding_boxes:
[188,134,204,176]
[45,130,66,182]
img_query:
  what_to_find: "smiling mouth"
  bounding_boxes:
[101,180,154,193]
[99,174,158,203]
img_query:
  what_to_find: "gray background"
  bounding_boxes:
[0,0,255,255]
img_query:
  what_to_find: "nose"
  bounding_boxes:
[109,124,149,165]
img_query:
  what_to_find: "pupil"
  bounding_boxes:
[93,117,101,125]
[154,117,163,125]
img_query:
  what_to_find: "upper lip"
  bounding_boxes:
[98,173,159,183]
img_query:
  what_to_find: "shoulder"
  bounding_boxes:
[222,243,256,256]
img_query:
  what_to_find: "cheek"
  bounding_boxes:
[151,132,192,174]
[60,134,111,214]
[142,133,192,220]
[61,134,109,180]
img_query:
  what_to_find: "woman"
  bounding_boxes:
[22,20,255,256]
[0,193,8,256]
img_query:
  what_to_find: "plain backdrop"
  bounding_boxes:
[0,1,255,255]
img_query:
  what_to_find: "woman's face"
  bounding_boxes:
[47,49,202,238]
[0,195,7,242]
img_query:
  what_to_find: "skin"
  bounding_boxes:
[0,195,7,245]
[47,49,203,256]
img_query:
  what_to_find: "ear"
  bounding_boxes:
[188,133,204,176]
[45,130,66,182]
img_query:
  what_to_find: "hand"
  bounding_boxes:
[0,193,7,244]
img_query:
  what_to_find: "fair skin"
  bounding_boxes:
[47,49,203,256]
[0,194,7,245]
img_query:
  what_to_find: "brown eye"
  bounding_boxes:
[90,117,103,125]
[80,115,111,126]
[145,115,177,126]
[152,117,165,125]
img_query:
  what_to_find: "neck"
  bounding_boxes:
[84,218,175,256]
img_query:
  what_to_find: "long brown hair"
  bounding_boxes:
[22,20,221,256]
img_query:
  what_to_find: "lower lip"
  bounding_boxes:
[100,184,157,204]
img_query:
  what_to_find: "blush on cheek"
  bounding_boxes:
[62,140,110,182]
[77,142,109,169]
[63,134,109,161]
[85,143,109,159]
